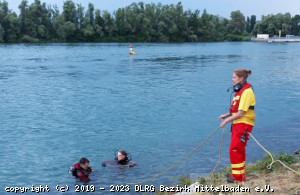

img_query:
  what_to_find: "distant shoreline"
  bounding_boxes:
[0,1,299,44]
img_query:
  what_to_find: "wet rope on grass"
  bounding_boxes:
[290,185,300,195]
[249,133,300,195]
[249,133,300,176]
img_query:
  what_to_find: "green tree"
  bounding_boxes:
[76,3,84,29]
[213,16,226,41]
[198,9,216,41]
[41,2,55,40]
[102,10,114,38]
[0,1,19,42]
[63,0,76,24]
[255,13,292,37]
[59,21,75,41]
[115,8,125,36]
[0,1,9,40]
[172,2,189,42]
[0,24,4,42]
[79,3,96,41]
[187,9,200,41]
[95,9,104,27]
[18,0,29,35]
[227,10,246,35]
[87,3,94,26]
[26,0,42,38]
[94,9,104,39]
[51,4,59,18]
[5,13,19,42]
[83,24,94,39]
[52,14,64,39]
[37,24,46,38]
[17,0,53,41]
[249,15,256,33]
[0,0,9,20]
[143,3,156,41]
[291,15,300,35]
[1,0,299,43]
[53,14,75,41]
[156,4,171,42]
[31,0,53,40]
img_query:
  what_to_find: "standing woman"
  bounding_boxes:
[218,68,255,183]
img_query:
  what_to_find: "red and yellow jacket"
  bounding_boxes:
[230,83,256,126]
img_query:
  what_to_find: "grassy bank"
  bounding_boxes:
[158,152,300,195]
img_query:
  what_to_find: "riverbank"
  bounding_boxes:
[160,152,300,195]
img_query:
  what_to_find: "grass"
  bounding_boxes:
[157,152,300,195]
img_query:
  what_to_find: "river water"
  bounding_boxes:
[0,42,299,194]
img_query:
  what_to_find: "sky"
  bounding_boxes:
[6,0,300,19]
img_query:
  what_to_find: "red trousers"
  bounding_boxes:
[230,123,253,182]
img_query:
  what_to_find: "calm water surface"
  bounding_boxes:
[0,42,300,194]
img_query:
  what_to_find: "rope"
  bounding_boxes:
[290,185,300,195]
[210,127,225,176]
[249,133,300,175]
[127,126,223,185]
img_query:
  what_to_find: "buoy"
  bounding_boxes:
[129,45,135,55]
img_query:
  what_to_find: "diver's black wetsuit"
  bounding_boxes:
[102,159,137,167]
[72,163,92,181]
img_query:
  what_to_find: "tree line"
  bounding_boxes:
[0,0,299,43]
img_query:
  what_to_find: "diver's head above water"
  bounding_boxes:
[79,157,90,170]
[102,150,136,167]
[116,150,129,165]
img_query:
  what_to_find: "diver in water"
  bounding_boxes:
[102,150,137,167]
[70,157,93,182]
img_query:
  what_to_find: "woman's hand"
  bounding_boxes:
[219,111,245,128]
[218,113,230,121]
[220,120,228,128]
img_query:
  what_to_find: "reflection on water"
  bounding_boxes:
[136,54,244,64]
[0,42,299,191]
[26,58,48,61]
